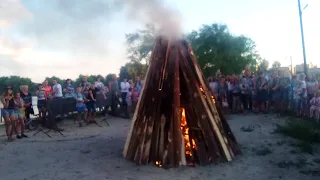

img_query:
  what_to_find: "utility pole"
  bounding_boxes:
[298,0,308,75]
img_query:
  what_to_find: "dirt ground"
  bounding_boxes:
[0,114,319,180]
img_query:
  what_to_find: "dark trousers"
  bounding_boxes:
[111,93,119,116]
[241,94,252,110]
[121,92,128,116]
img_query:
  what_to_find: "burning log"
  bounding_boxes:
[123,37,241,168]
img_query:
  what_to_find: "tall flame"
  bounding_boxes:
[181,108,196,157]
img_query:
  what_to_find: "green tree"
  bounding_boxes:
[187,24,259,76]
[125,23,261,77]
[119,66,131,80]
[272,61,281,69]
[0,76,36,94]
[258,59,269,71]
[105,73,116,85]
[125,24,156,63]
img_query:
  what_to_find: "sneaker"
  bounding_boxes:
[16,135,22,139]
[21,134,28,138]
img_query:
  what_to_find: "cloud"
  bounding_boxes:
[0,0,183,81]
[0,0,32,27]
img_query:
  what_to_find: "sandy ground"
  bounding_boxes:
[0,114,319,180]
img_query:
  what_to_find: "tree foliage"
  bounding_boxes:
[258,59,270,71]
[119,61,147,80]
[125,23,260,77]
[272,61,281,69]
[125,24,156,64]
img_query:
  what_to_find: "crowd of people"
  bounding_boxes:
[208,68,320,121]
[0,75,144,141]
[2,68,320,142]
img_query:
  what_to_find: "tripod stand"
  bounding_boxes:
[33,116,64,138]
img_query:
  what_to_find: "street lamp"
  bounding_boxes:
[297,0,308,74]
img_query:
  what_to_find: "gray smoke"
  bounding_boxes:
[17,0,183,56]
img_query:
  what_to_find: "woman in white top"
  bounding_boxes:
[120,78,130,117]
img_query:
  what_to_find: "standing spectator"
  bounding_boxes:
[126,87,133,117]
[81,76,91,87]
[309,90,320,121]
[36,84,46,122]
[208,77,218,98]
[256,72,269,113]
[94,76,104,90]
[129,79,134,89]
[240,76,251,113]
[278,75,291,113]
[74,87,88,127]
[131,87,139,113]
[20,85,33,121]
[251,76,258,112]
[52,80,63,99]
[86,84,105,123]
[63,79,75,98]
[306,75,319,111]
[135,76,143,95]
[218,76,228,109]
[81,81,90,97]
[230,77,241,113]
[299,74,308,116]
[1,86,16,141]
[294,74,307,116]
[94,76,106,110]
[270,73,280,110]
[243,68,253,110]
[289,75,298,110]
[43,79,52,99]
[120,77,130,117]
[14,92,27,138]
[109,75,119,116]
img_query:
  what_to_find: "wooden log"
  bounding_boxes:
[189,50,234,159]
[172,45,183,166]
[178,44,232,161]
[123,43,156,157]
[179,51,223,161]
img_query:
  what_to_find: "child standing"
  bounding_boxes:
[126,88,133,117]
[74,87,88,127]
[37,84,46,121]
[131,87,139,114]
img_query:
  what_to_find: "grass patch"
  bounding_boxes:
[289,141,314,154]
[274,120,320,143]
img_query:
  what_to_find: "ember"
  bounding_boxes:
[123,37,240,168]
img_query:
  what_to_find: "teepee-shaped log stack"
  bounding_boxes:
[123,37,240,168]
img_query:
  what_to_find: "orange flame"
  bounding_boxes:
[181,108,196,157]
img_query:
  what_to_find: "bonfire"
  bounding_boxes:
[123,37,240,168]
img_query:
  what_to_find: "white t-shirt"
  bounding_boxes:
[53,83,63,97]
[120,82,130,93]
